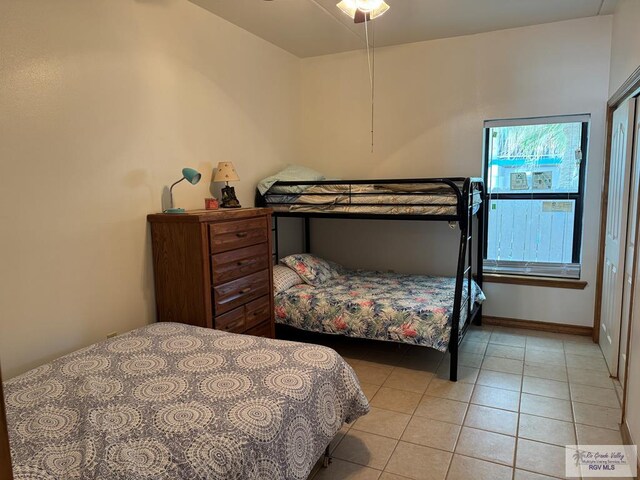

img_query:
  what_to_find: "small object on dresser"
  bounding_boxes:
[205,197,219,210]
[214,161,241,208]
[164,167,202,214]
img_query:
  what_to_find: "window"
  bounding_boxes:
[483,115,589,279]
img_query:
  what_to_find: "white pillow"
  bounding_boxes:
[257,165,326,195]
[273,265,304,294]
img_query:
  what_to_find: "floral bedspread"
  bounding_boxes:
[275,271,485,352]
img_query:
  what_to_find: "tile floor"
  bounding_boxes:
[303,325,628,480]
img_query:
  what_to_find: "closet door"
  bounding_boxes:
[619,97,640,383]
[600,98,636,375]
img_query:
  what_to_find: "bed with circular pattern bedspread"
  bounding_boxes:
[4,323,369,480]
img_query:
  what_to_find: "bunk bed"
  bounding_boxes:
[256,177,485,382]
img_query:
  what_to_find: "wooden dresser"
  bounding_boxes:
[147,208,275,338]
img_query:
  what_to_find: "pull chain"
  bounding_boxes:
[364,15,375,153]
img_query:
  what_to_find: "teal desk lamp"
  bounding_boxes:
[164,167,202,214]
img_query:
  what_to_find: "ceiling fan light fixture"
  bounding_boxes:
[368,2,389,19]
[337,0,389,20]
[337,0,357,18]
[355,0,384,12]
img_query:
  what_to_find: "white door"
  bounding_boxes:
[619,97,640,382]
[601,98,636,375]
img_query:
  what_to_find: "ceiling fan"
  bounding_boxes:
[336,0,390,23]
[334,0,389,153]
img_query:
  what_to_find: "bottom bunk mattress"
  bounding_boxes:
[4,323,369,480]
[275,271,486,352]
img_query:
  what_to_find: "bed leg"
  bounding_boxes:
[322,446,332,468]
[450,346,458,382]
[474,306,483,326]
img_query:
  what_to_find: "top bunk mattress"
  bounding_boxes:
[262,180,483,217]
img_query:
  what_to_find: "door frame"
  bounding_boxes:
[594,64,640,425]
[593,64,640,345]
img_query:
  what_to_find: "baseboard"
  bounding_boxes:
[620,420,633,445]
[619,421,640,476]
[483,315,593,337]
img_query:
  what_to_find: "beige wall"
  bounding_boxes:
[299,16,612,327]
[609,0,640,452]
[0,3,620,377]
[0,0,300,378]
[609,0,640,97]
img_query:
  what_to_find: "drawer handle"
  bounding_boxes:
[236,232,248,238]
[239,287,252,294]
[237,259,252,266]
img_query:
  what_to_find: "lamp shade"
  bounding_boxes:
[214,162,240,183]
[182,167,201,185]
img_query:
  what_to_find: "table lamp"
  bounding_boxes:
[214,162,241,208]
[164,167,202,214]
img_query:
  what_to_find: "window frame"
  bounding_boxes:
[482,116,589,278]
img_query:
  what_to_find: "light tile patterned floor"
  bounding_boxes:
[304,325,627,480]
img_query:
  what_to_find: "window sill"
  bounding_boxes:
[481,273,588,290]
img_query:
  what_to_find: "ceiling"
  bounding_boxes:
[190,0,618,58]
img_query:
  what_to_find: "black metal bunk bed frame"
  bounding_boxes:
[257,177,485,381]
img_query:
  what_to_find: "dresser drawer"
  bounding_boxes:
[245,295,271,330]
[212,243,269,284]
[209,217,268,253]
[215,306,245,333]
[213,269,270,315]
[244,320,273,338]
